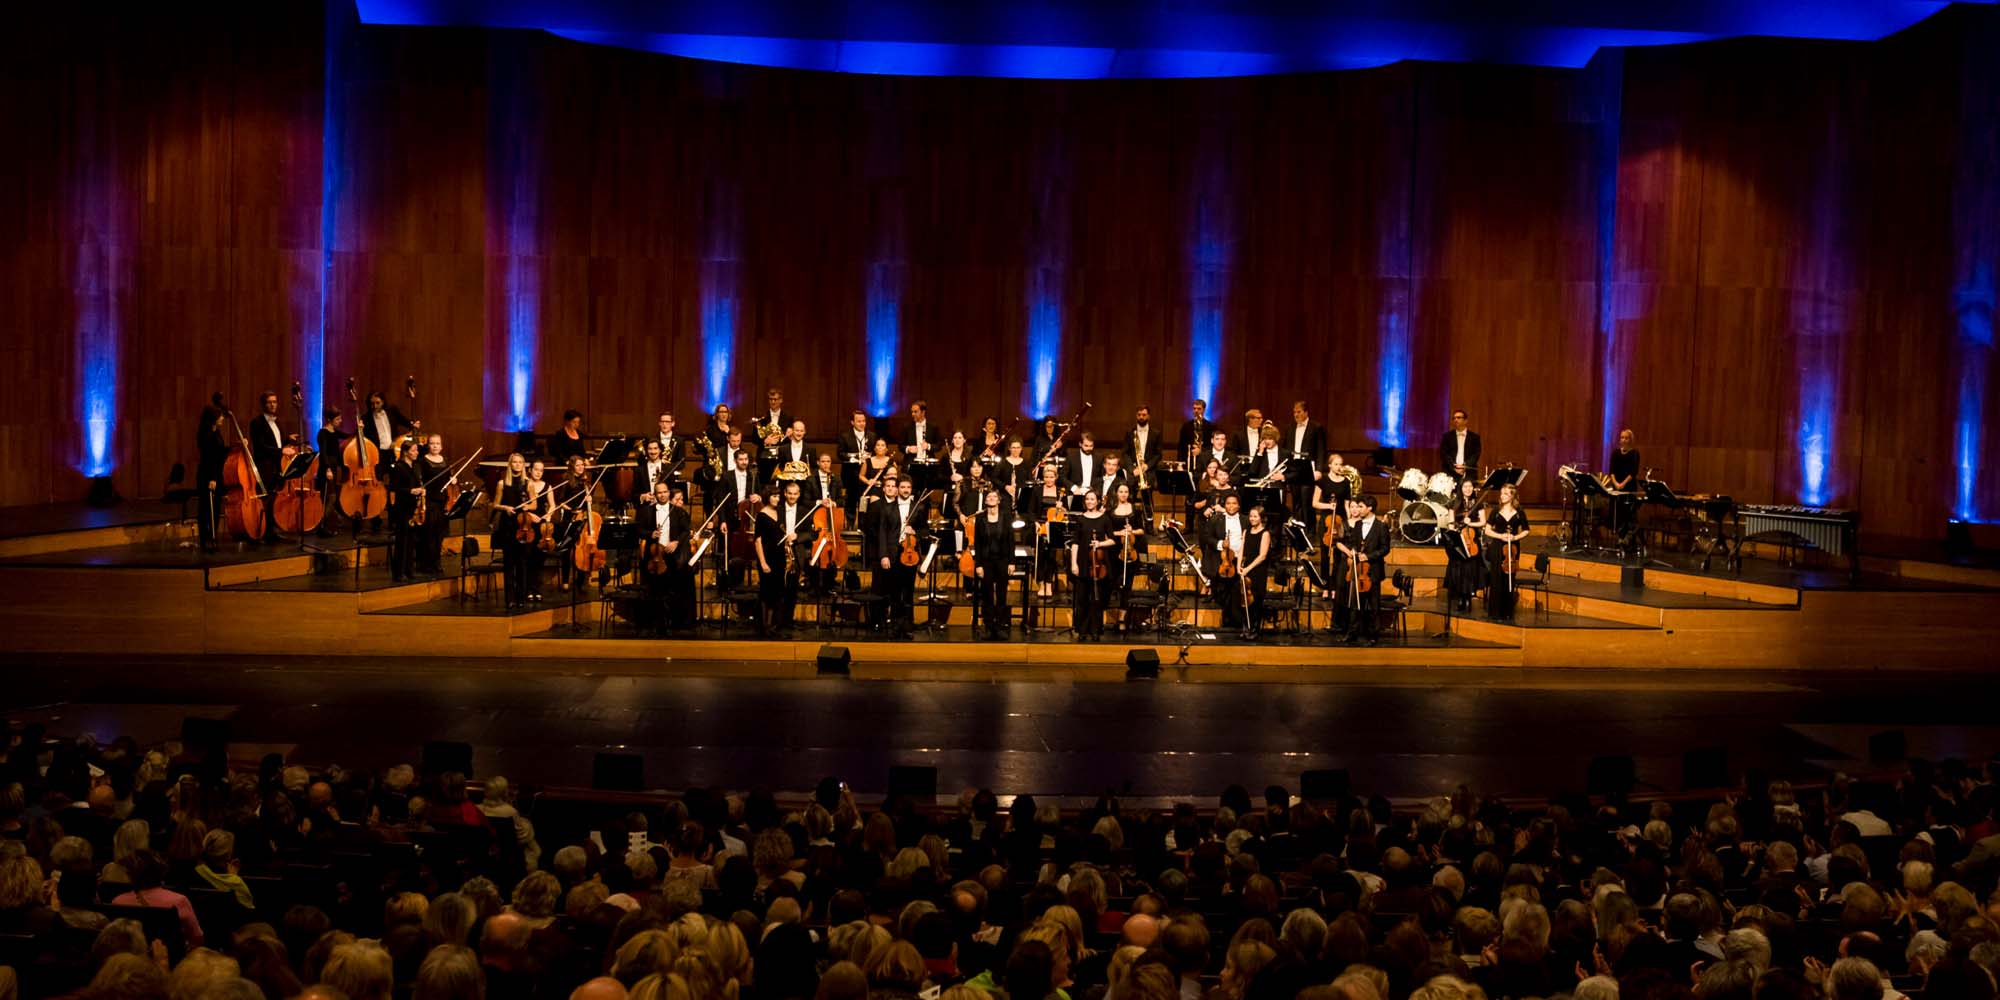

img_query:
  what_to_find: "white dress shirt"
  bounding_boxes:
[1454,430,1468,466]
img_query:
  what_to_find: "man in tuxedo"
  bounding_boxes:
[1285,401,1327,516]
[840,410,873,518]
[637,440,674,497]
[873,474,929,638]
[1201,429,1236,482]
[363,390,417,479]
[710,450,762,589]
[902,400,936,462]
[1233,408,1267,457]
[638,481,694,632]
[1061,432,1101,496]
[1339,495,1393,646]
[757,387,793,454]
[1094,453,1131,502]
[1124,405,1162,498]
[1177,399,1213,459]
[805,451,843,509]
[766,419,815,480]
[245,390,289,541]
[653,412,686,472]
[1440,408,1482,481]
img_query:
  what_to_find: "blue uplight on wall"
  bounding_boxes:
[1188,167,1229,414]
[1590,49,1624,463]
[489,37,545,434]
[701,265,737,413]
[1377,289,1410,448]
[506,255,540,431]
[1793,289,1845,507]
[72,158,120,477]
[1025,269,1061,417]
[865,263,900,416]
[1956,262,1995,521]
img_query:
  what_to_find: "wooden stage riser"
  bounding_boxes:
[0,522,188,559]
[206,538,467,587]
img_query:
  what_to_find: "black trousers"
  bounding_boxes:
[878,563,916,630]
[1347,574,1382,638]
[421,512,447,572]
[760,562,799,632]
[975,568,1009,633]
[391,516,419,580]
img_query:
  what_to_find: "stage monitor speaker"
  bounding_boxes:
[1125,648,1160,679]
[1620,564,1645,589]
[817,645,851,675]
[423,741,474,777]
[1300,768,1350,802]
[179,716,231,754]
[593,752,644,791]
[1587,754,1636,796]
[887,765,937,801]
[1869,729,1907,764]
[1682,747,1728,790]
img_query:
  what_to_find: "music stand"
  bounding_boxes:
[1154,465,1196,525]
[1565,470,1610,552]
[1163,520,1206,647]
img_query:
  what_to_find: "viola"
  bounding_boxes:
[1089,539,1108,580]
[1355,549,1375,593]
[338,378,387,522]
[898,527,922,567]
[1322,512,1345,548]
[1215,541,1239,579]
[1461,524,1481,559]
[213,393,267,541]
[515,481,546,544]
[644,537,670,575]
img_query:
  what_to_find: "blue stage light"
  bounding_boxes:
[702,266,736,414]
[1377,288,1410,448]
[866,263,900,415]
[1025,268,1061,417]
[1189,188,1228,415]
[73,178,119,477]
[1956,262,1995,520]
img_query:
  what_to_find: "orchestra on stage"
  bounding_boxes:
[195,382,1683,644]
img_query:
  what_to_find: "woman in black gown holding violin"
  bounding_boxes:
[1444,477,1487,614]
[1067,490,1112,640]
[1029,462,1066,600]
[1483,483,1531,622]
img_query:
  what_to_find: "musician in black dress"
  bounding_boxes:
[1105,482,1148,630]
[1067,490,1112,641]
[548,409,588,465]
[1608,427,1642,549]
[1444,477,1488,614]
[551,455,596,592]
[1484,483,1531,622]
[387,441,423,583]
[704,403,737,455]
[494,457,551,607]
[196,405,229,551]
[997,438,1032,505]
[1238,506,1275,638]
[971,488,1013,640]
[415,434,451,575]
[1311,453,1355,609]
[314,407,344,537]
[1029,463,1066,600]
[1339,495,1392,645]
[756,481,815,638]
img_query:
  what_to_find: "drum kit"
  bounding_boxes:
[1394,468,1458,544]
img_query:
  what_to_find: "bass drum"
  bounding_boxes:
[1399,500,1450,544]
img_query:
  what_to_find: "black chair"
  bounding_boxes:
[1121,563,1170,635]
[1382,569,1413,642]
[1519,552,1552,620]
[164,462,202,544]
[460,536,505,604]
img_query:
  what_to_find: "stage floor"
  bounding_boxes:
[4,653,1997,801]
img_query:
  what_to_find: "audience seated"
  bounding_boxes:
[3,726,2000,1000]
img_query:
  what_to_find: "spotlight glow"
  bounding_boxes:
[702,262,737,413]
[1377,287,1410,448]
[866,263,899,415]
[1026,269,1061,417]
[1189,182,1228,415]
[73,176,119,477]
[1955,262,1995,520]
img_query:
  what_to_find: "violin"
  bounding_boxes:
[810,498,848,570]
[1502,537,1518,585]
[515,481,546,544]
[1322,511,1346,548]
[644,535,669,576]
[1461,524,1481,559]
[271,381,324,535]
[1215,540,1239,579]
[338,378,387,522]
[1090,538,1108,580]
[895,491,931,567]
[213,393,268,541]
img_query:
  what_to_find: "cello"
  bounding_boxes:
[338,378,387,523]
[271,381,324,535]
[810,497,848,572]
[213,393,268,541]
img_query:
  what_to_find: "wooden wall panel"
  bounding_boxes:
[4,5,1999,544]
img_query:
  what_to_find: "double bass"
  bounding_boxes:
[338,378,387,523]
[213,394,267,541]
[270,382,324,535]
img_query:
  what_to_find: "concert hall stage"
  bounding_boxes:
[5,500,1998,676]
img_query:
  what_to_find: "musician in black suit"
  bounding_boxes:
[1060,432,1102,496]
[361,391,417,477]
[387,441,424,582]
[637,440,675,497]
[1338,495,1393,646]
[1231,407,1268,458]
[1196,429,1238,485]
[651,412,686,473]
[1440,409,1482,481]
[1283,401,1327,514]
[1123,405,1163,495]
[754,387,794,455]
[1176,399,1213,460]
[804,451,844,509]
[1090,454,1132,504]
[756,481,816,637]
[247,390,288,497]
[196,405,230,550]
[767,420,816,477]
[873,474,930,638]
[901,400,939,463]
[637,481,694,632]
